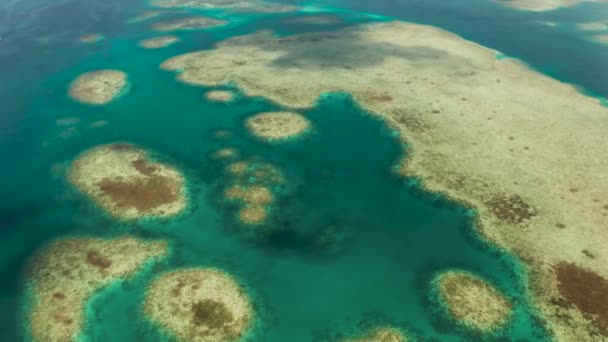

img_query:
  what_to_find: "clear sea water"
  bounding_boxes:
[0,0,606,341]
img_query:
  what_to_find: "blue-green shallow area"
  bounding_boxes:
[0,1,586,341]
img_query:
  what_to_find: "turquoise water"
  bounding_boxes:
[1,0,605,341]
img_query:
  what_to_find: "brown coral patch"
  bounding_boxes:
[485,193,537,224]
[132,159,158,176]
[97,175,178,212]
[86,251,112,269]
[555,263,608,335]
[191,299,236,335]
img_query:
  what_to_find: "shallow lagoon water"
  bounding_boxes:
[1,0,605,341]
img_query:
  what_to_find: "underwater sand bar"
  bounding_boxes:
[68,143,187,220]
[68,70,127,105]
[432,271,513,332]
[27,236,168,342]
[140,35,180,49]
[144,268,253,342]
[160,21,608,339]
[494,0,596,11]
[152,16,227,32]
[150,0,298,13]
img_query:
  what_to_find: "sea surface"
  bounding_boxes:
[0,0,606,341]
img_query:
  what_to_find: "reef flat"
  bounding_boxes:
[245,111,311,142]
[431,270,513,333]
[68,143,188,220]
[144,268,253,341]
[25,236,168,342]
[159,21,608,340]
[68,70,128,105]
[205,90,236,103]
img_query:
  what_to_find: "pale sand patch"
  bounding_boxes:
[144,268,253,342]
[139,35,180,49]
[26,236,168,342]
[150,0,297,13]
[151,16,226,32]
[68,143,187,220]
[432,271,513,332]
[494,0,596,11]
[245,111,311,142]
[343,326,409,342]
[159,21,608,339]
[68,70,128,105]
[205,89,236,103]
[79,34,104,43]
[127,10,163,23]
[576,21,608,31]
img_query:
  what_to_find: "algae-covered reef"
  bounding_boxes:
[159,21,608,340]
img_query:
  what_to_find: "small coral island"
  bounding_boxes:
[144,268,254,341]
[431,270,513,333]
[68,143,188,220]
[68,70,128,105]
[245,111,311,142]
[139,35,180,49]
[26,236,168,342]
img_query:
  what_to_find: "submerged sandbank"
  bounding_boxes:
[26,236,168,342]
[158,20,608,339]
[68,143,187,220]
[343,326,410,342]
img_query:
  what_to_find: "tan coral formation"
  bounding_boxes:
[26,236,168,342]
[144,268,253,342]
[343,326,409,342]
[159,21,608,339]
[152,16,226,32]
[205,90,236,103]
[150,0,297,13]
[494,0,602,11]
[245,111,311,142]
[139,35,180,49]
[68,70,128,105]
[433,271,513,332]
[68,143,187,220]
